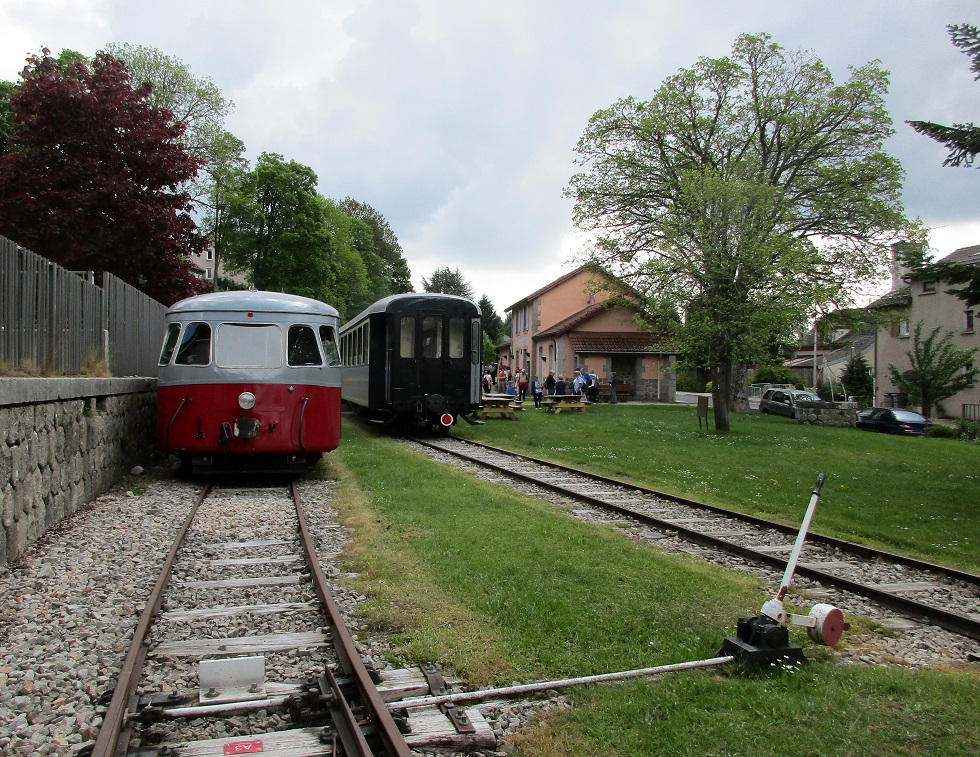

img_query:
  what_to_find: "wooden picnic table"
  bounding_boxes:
[542,394,590,414]
[473,394,523,419]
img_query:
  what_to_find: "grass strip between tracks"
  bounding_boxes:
[323,420,979,757]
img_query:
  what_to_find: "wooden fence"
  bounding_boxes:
[0,235,167,377]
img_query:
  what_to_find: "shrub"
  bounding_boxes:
[926,424,961,439]
[956,418,980,442]
[753,364,796,385]
[675,372,703,392]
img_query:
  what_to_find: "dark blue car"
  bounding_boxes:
[855,407,928,436]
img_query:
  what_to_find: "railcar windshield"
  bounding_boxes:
[215,323,282,368]
[287,325,322,366]
[421,315,442,358]
[319,325,340,366]
[174,322,212,366]
[159,323,182,365]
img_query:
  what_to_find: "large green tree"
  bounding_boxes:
[103,43,233,171]
[888,322,979,418]
[222,152,334,299]
[197,129,247,290]
[221,153,373,314]
[339,198,412,293]
[477,294,506,343]
[567,33,910,431]
[0,50,207,304]
[422,266,474,298]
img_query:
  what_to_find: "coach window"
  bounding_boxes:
[159,323,182,365]
[216,324,283,368]
[421,316,442,359]
[319,325,340,365]
[174,322,212,366]
[400,317,415,358]
[288,325,323,366]
[449,318,464,359]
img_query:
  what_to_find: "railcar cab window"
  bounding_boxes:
[288,324,323,366]
[319,325,340,365]
[422,316,442,359]
[449,318,464,359]
[159,323,182,365]
[216,324,283,368]
[400,317,415,358]
[174,322,212,366]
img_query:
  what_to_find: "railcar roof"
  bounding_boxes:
[167,290,339,317]
[342,292,481,327]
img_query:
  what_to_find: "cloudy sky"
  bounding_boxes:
[2,0,978,313]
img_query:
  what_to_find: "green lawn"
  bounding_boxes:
[327,420,980,757]
[451,402,980,574]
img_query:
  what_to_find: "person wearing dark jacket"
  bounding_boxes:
[545,371,557,396]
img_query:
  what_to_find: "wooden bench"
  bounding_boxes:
[595,383,632,402]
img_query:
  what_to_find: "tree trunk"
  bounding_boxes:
[710,358,732,432]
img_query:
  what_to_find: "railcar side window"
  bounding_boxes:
[159,323,182,365]
[449,318,464,359]
[421,316,442,359]
[215,324,282,368]
[288,325,323,366]
[399,317,415,358]
[319,325,340,366]
[174,322,212,366]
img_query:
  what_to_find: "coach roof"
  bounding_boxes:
[342,292,481,327]
[167,290,339,317]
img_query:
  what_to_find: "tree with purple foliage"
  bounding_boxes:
[0,50,209,304]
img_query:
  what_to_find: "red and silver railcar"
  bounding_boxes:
[157,290,342,474]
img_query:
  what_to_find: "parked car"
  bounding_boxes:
[855,407,928,436]
[759,388,821,418]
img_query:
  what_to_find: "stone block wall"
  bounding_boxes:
[795,400,859,427]
[0,378,157,567]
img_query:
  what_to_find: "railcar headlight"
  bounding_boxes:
[238,391,256,410]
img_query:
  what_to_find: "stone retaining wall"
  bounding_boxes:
[795,400,859,427]
[0,378,157,567]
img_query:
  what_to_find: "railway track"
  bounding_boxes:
[85,480,495,756]
[411,435,980,649]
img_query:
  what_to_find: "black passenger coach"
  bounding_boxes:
[340,293,482,430]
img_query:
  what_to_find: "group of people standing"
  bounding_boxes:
[484,366,619,408]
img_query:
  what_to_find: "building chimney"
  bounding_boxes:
[890,242,914,290]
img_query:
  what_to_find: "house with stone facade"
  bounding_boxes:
[504,267,677,402]
[872,244,980,419]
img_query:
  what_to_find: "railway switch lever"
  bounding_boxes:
[719,474,847,671]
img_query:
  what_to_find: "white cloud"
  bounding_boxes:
[3,0,980,316]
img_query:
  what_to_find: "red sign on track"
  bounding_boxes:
[223,740,264,754]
